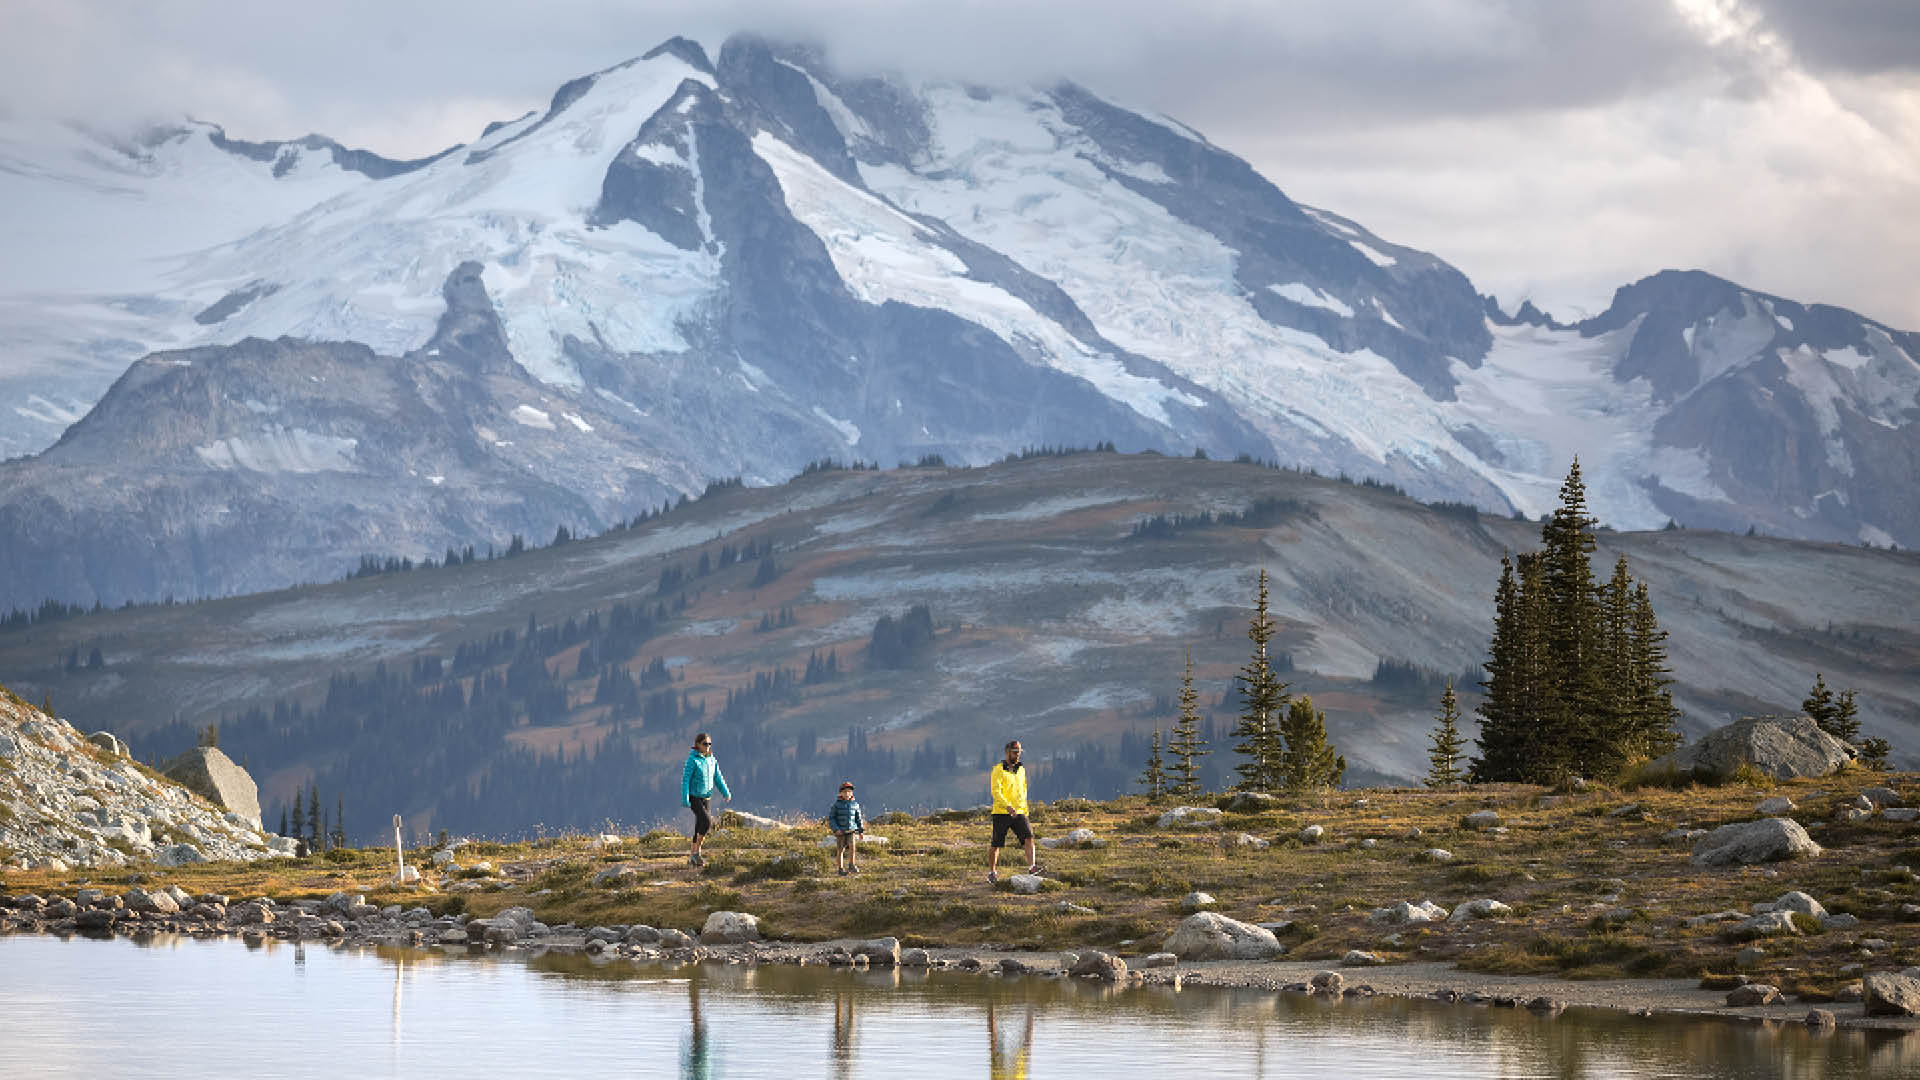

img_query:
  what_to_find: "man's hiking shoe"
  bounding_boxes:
[987,871,999,884]
[1026,863,1045,876]
[850,864,861,874]
[837,866,849,876]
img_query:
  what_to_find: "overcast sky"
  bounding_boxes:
[6,0,1916,328]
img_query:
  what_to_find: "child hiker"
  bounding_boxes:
[827,780,865,875]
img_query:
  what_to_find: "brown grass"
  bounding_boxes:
[6,773,1918,978]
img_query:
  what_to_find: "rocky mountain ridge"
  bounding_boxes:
[0,34,1915,609]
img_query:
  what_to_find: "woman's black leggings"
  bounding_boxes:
[689,796,712,838]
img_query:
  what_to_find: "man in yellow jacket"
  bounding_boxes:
[987,739,1040,883]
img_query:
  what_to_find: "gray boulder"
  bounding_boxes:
[1068,950,1127,981]
[1726,984,1783,1006]
[1163,912,1283,960]
[1755,796,1795,815]
[1652,716,1855,781]
[124,887,179,915]
[1181,891,1218,912]
[87,731,131,758]
[1464,810,1501,830]
[1007,874,1044,894]
[159,747,262,828]
[1448,898,1513,922]
[1157,806,1223,829]
[1864,972,1920,1017]
[698,911,761,944]
[1139,952,1178,968]
[1220,792,1279,813]
[1691,818,1823,867]
[1310,970,1344,993]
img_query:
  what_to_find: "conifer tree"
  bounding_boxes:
[306,784,322,849]
[279,807,290,838]
[1802,673,1836,729]
[332,794,347,850]
[1623,582,1682,759]
[1829,689,1861,744]
[1426,681,1467,788]
[1278,695,1344,791]
[1139,729,1167,800]
[290,798,305,844]
[1539,458,1606,778]
[1232,570,1289,791]
[1471,555,1526,782]
[1167,648,1210,798]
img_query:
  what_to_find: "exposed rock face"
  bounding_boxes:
[1690,817,1824,867]
[0,693,282,869]
[159,747,262,829]
[1653,716,1856,781]
[1163,912,1284,961]
[87,732,131,758]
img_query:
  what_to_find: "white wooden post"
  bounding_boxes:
[393,813,405,882]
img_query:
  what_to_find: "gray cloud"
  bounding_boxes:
[1,0,1914,328]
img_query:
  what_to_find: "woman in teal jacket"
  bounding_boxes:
[681,732,731,867]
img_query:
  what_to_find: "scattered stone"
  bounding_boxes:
[698,911,760,945]
[1069,950,1127,981]
[123,887,179,916]
[1805,1009,1837,1029]
[1756,796,1796,815]
[1684,911,1749,928]
[1157,806,1223,829]
[592,864,639,888]
[1862,787,1903,809]
[1054,901,1096,916]
[1662,828,1709,846]
[1230,832,1271,849]
[900,948,931,967]
[658,929,693,949]
[1690,818,1823,867]
[1448,899,1512,922]
[1163,912,1284,961]
[727,812,791,831]
[998,958,1028,976]
[1728,911,1803,940]
[1342,950,1384,966]
[1764,891,1827,918]
[1726,984,1782,1006]
[1736,947,1767,968]
[1605,803,1645,820]
[1297,825,1324,844]
[1007,874,1044,895]
[1181,891,1218,912]
[624,925,661,945]
[1864,973,1920,1017]
[1884,808,1920,823]
[1369,900,1447,925]
[86,731,131,758]
[1139,952,1177,969]
[1415,848,1454,864]
[1220,792,1279,813]
[1464,810,1501,830]
[852,938,901,966]
[1358,839,1378,850]
[1040,828,1102,849]
[1525,996,1564,1013]
[1310,970,1344,993]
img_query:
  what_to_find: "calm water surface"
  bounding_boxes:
[0,935,1908,1078]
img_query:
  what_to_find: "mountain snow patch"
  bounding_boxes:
[1269,283,1355,318]
[193,428,358,473]
[811,406,861,446]
[511,405,556,430]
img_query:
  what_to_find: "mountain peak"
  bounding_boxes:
[642,36,714,75]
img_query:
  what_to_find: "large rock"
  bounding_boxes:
[1163,912,1284,961]
[86,731,131,758]
[159,747,262,828]
[1652,716,1855,781]
[1690,818,1823,867]
[698,911,760,944]
[1157,806,1223,829]
[852,937,901,966]
[1068,950,1127,981]
[1864,972,1920,1017]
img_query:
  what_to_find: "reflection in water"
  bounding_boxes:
[683,973,714,1080]
[987,1002,1033,1080]
[0,936,1908,1080]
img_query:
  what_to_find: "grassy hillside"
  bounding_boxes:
[0,452,1915,841]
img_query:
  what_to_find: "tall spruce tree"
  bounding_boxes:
[1471,555,1527,782]
[332,794,347,850]
[1538,458,1606,779]
[1623,582,1682,759]
[1802,673,1837,729]
[1167,649,1210,798]
[1232,570,1289,791]
[279,806,290,839]
[306,784,322,849]
[289,798,305,845]
[1278,696,1344,791]
[1426,681,1467,788]
[1139,729,1167,800]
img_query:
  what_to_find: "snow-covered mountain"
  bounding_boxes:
[1,34,1916,610]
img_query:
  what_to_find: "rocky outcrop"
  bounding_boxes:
[698,911,761,944]
[0,690,285,869]
[1690,817,1823,867]
[1864,972,1920,1017]
[159,747,262,828]
[1652,716,1856,781]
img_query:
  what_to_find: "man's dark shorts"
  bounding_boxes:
[990,813,1032,848]
[689,796,712,838]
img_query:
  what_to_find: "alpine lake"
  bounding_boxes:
[0,933,1908,1078]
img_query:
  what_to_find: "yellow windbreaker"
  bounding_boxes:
[989,762,1028,816]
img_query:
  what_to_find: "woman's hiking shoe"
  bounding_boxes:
[689,853,704,868]
[986,871,999,884]
[1026,863,1045,876]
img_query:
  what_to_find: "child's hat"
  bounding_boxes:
[839,780,855,790]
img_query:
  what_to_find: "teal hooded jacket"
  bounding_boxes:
[682,749,731,805]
